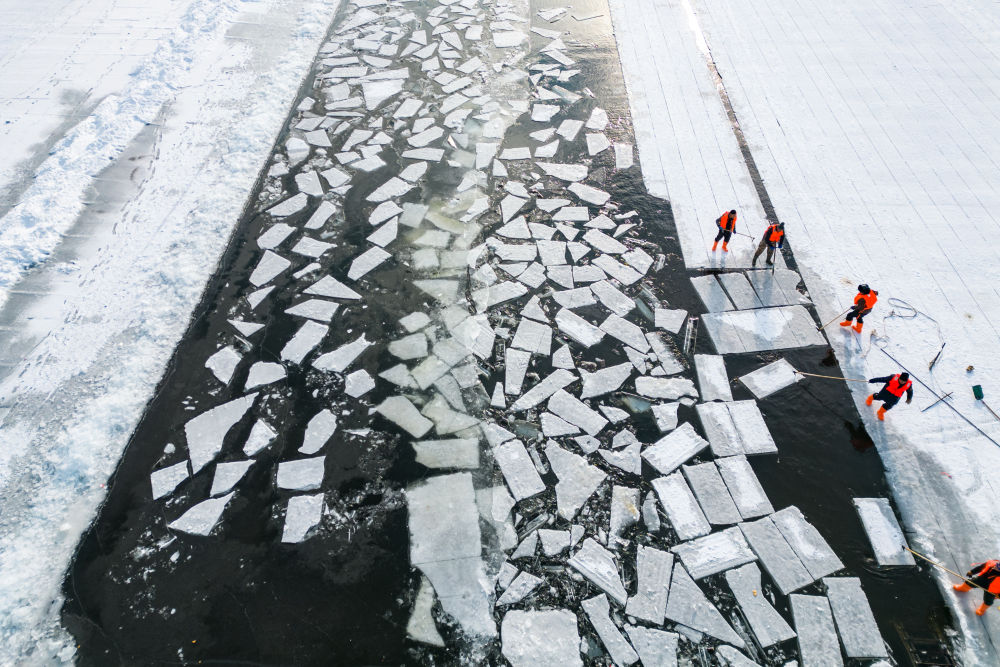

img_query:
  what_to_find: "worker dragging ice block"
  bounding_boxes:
[840,284,878,333]
[865,373,913,420]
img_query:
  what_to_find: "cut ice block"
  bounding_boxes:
[747,268,809,308]
[150,461,188,500]
[625,546,673,624]
[852,498,915,566]
[696,401,777,457]
[277,456,325,491]
[725,563,796,647]
[168,493,234,536]
[654,308,688,334]
[407,576,445,647]
[313,334,371,373]
[740,516,814,595]
[651,472,711,541]
[718,272,764,309]
[664,566,744,647]
[568,538,628,605]
[673,527,756,579]
[701,306,826,354]
[625,627,677,667]
[546,441,607,520]
[281,321,328,364]
[185,394,257,474]
[376,396,433,437]
[581,594,639,666]
[301,409,337,455]
[641,422,710,476]
[548,390,607,436]
[717,456,773,519]
[694,354,733,402]
[209,460,253,496]
[249,250,291,287]
[494,440,545,501]
[580,363,633,399]
[739,358,801,399]
[501,610,582,667]
[206,346,241,385]
[690,275,735,312]
[497,571,542,606]
[281,493,324,543]
[682,462,742,525]
[823,577,888,658]
[790,594,843,667]
[634,377,698,400]
[509,369,576,411]
[773,506,844,579]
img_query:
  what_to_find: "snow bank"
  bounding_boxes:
[0,0,340,661]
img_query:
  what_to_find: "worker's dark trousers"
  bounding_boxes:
[752,238,777,265]
[844,305,872,324]
[872,390,901,410]
[968,573,999,606]
[714,229,732,243]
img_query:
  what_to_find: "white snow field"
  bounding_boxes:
[0,0,340,661]
[610,0,1000,660]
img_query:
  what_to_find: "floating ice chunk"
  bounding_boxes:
[552,344,574,369]
[395,98,424,119]
[579,363,632,399]
[537,162,588,181]
[491,384,507,408]
[295,171,325,196]
[185,394,257,474]
[497,572,543,606]
[267,193,309,217]
[539,528,571,556]
[407,576,445,647]
[257,223,295,249]
[494,440,546,501]
[599,314,650,352]
[626,546,673,623]
[554,308,604,348]
[366,177,414,203]
[583,229,627,254]
[585,107,609,131]
[500,194,528,222]
[350,155,387,172]
[547,265,575,288]
[291,236,333,258]
[568,182,610,206]
[475,142,498,169]
[738,358,801,399]
[281,321,328,364]
[305,275,362,300]
[642,423,710,476]
[665,566,744,647]
[534,139,560,158]
[824,577,888,658]
[206,346,241,385]
[683,462,741,525]
[471,280,528,311]
[536,239,567,266]
[557,119,584,140]
[150,461,189,500]
[511,318,552,355]
[725,563,796,648]
[651,472,711,541]
[348,246,392,280]
[552,286,596,309]
[229,319,264,338]
[499,147,532,160]
[277,456,325,491]
[635,377,698,401]
[168,493,234,536]
[853,498,915,566]
[586,133,611,156]
[553,207,590,222]
[654,308,687,334]
[521,295,548,322]
[694,354,733,402]
[493,30,526,47]
[413,438,479,469]
[592,255,642,285]
[531,104,561,122]
[602,406,630,424]
[362,79,404,109]
[582,594,639,666]
[281,493,324,543]
[590,281,633,317]
[389,333,428,360]
[546,442,607,520]
[614,143,634,169]
[415,279,460,303]
[501,610,582,667]
[790,595,843,667]
[510,369,576,411]
[399,161,428,182]
[210,460,253,497]
[512,531,538,560]
[286,138,310,165]
[625,627,678,667]
[740,515,813,595]
[320,166,351,188]
[313,334,372,373]
[299,409,338,456]
[717,456,773,519]
[537,197,571,212]
[367,218,398,247]
[408,125,445,147]
[505,348,531,395]
[380,364,416,389]
[674,527,757,579]
[568,538,627,605]
[696,401,776,456]
[400,312,431,332]
[773,506,844,579]
[548,390,607,436]
[609,485,640,547]
[249,250,291,287]
[243,420,276,457]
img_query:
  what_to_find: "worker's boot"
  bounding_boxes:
[877,406,887,421]
[852,321,864,333]
[722,242,729,252]
[839,321,852,327]
[711,241,718,251]
[976,602,990,616]
[865,394,874,406]
[954,582,972,592]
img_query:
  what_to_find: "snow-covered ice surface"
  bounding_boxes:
[0,0,341,660]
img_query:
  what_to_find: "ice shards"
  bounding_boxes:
[281,493,324,543]
[852,497,915,566]
[407,576,445,647]
[546,442,607,520]
[313,334,372,373]
[497,571,543,606]
[185,393,257,474]
[305,275,362,300]
[245,361,285,390]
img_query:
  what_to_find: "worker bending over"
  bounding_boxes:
[751,222,785,266]
[954,560,1000,616]
[711,210,737,252]
[866,372,913,420]
[840,284,878,333]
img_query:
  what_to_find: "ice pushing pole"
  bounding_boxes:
[817,308,850,332]
[877,347,1000,448]
[904,547,996,603]
[792,370,868,383]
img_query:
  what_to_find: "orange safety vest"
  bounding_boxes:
[855,291,878,310]
[767,225,784,243]
[885,374,913,397]
[717,211,736,231]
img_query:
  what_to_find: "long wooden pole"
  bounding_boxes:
[817,308,850,331]
[904,547,995,606]
[792,370,868,384]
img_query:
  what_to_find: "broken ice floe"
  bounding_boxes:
[185,393,257,474]
[725,563,796,647]
[664,565,744,647]
[738,357,802,399]
[853,497,915,566]
[790,594,843,667]
[169,492,234,536]
[824,577,889,658]
[582,594,639,666]
[501,609,581,667]
[568,538,628,605]
[695,401,777,456]
[281,493,324,543]
[672,526,756,579]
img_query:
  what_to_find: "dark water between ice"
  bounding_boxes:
[62,0,952,665]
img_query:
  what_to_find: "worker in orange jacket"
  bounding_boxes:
[840,284,878,333]
[711,210,737,252]
[751,222,785,266]
[954,560,1000,615]
[866,373,913,420]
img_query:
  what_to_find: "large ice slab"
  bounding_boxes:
[568,538,628,606]
[664,565,744,647]
[673,527,756,579]
[277,456,325,491]
[281,493,324,543]
[634,377,698,401]
[625,626,677,667]
[641,422,710,475]
[717,456,773,519]
[773,506,844,579]
[249,250,291,287]
[555,308,605,347]
[651,472,711,541]
[690,275,735,312]
[725,563,796,648]
[740,515,814,595]
[150,461,188,499]
[852,498,915,566]
[747,269,809,308]
[582,594,639,666]
[510,369,576,411]
[546,441,607,519]
[413,438,479,470]
[548,390,607,436]
[375,396,433,437]
[702,306,826,353]
[823,577,888,658]
[718,272,764,309]
[495,439,546,501]
[185,394,257,474]
[168,492,234,536]
[205,346,241,385]
[693,354,733,402]
[281,321,328,364]
[739,358,801,399]
[790,594,844,667]
[682,462,742,525]
[580,363,633,399]
[625,546,673,624]
[501,610,582,667]
[406,473,495,637]
[696,401,777,456]
[407,576,445,647]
